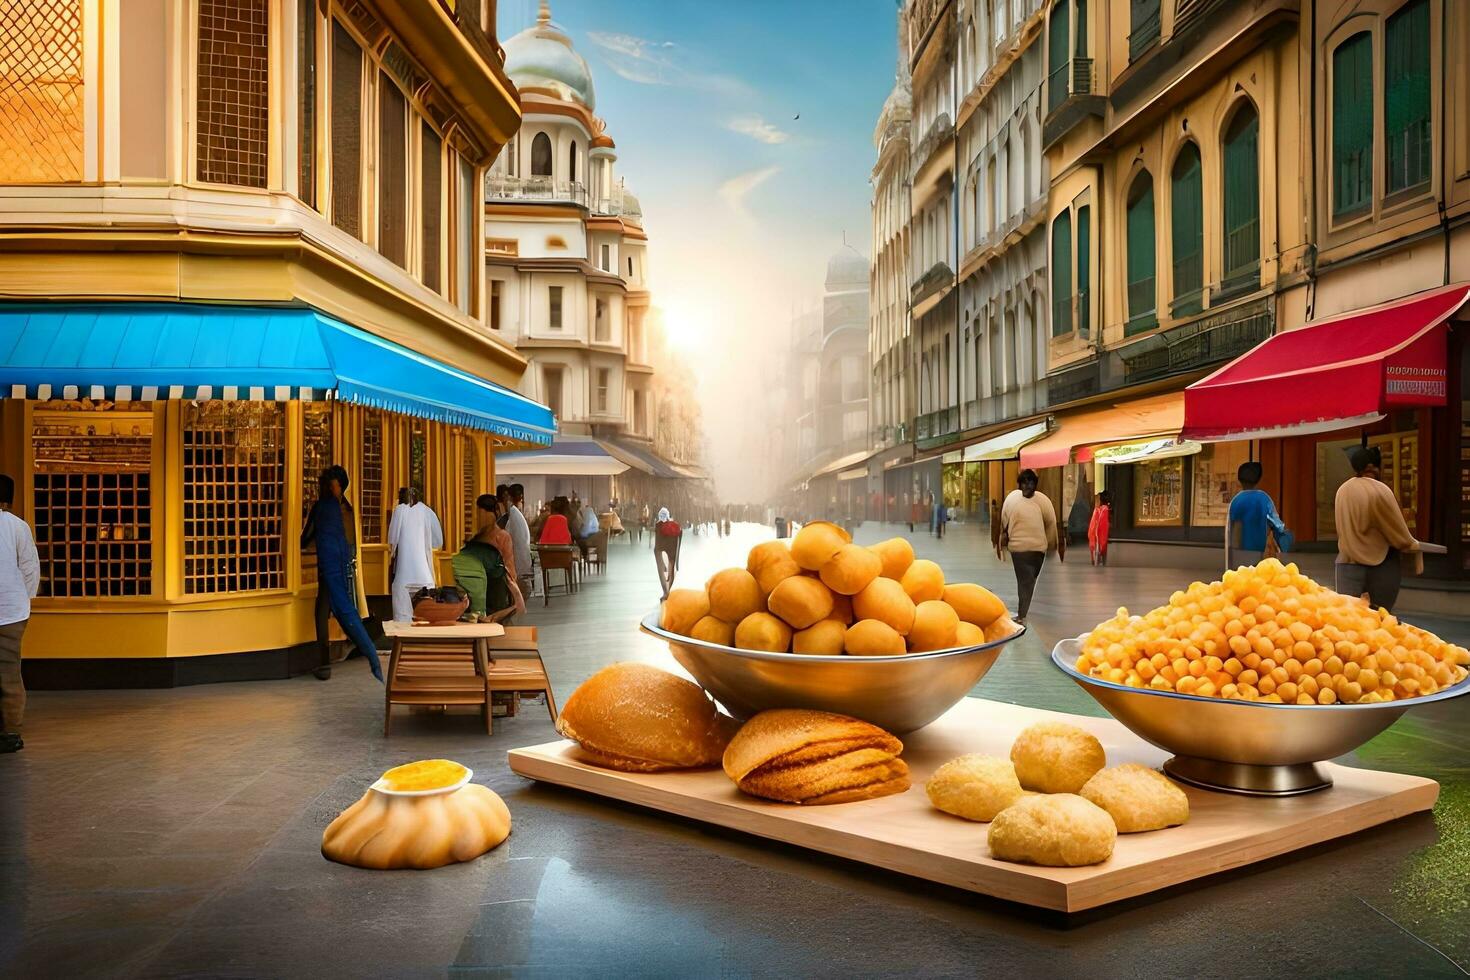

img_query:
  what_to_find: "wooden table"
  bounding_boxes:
[382,621,505,735]
[510,696,1438,912]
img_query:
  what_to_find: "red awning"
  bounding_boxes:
[1182,284,1468,442]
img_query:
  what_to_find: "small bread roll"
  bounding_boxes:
[1010,722,1107,794]
[707,568,762,623]
[899,559,945,603]
[660,589,710,636]
[790,521,851,571]
[792,619,846,655]
[987,793,1117,866]
[819,543,882,596]
[845,619,907,656]
[867,537,915,580]
[767,575,835,629]
[925,754,1023,822]
[689,615,734,647]
[1080,764,1190,832]
[942,583,1007,628]
[557,663,738,771]
[735,612,793,652]
[723,709,908,805]
[852,577,917,635]
[907,600,960,652]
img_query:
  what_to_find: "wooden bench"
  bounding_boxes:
[381,621,505,735]
[485,626,558,724]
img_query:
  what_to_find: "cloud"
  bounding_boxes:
[718,166,780,217]
[726,115,789,145]
[586,31,753,99]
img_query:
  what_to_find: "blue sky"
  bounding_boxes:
[498,0,898,497]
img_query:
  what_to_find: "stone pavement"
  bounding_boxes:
[2,522,1468,978]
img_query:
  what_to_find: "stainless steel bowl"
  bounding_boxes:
[1053,636,1470,795]
[641,611,1024,733]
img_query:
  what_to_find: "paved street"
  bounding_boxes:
[3,522,1468,978]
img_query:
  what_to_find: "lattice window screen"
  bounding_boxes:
[360,411,385,543]
[0,0,84,182]
[196,0,269,187]
[182,402,285,594]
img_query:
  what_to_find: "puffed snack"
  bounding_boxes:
[925,754,1023,822]
[1079,764,1190,832]
[986,793,1117,867]
[1009,722,1106,794]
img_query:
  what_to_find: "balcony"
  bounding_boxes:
[590,191,642,219]
[916,406,960,445]
[1117,297,1273,385]
[486,174,586,207]
[911,113,954,179]
[1042,57,1104,149]
[1046,57,1094,113]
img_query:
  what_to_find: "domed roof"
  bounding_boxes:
[503,2,596,111]
[825,247,869,289]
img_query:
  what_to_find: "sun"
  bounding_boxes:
[653,293,711,355]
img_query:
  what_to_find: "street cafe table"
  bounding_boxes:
[381,620,505,735]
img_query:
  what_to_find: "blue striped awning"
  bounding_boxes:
[0,303,555,445]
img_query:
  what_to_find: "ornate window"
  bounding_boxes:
[0,0,84,182]
[297,0,316,206]
[182,402,285,595]
[1385,0,1431,194]
[1170,142,1204,316]
[1050,210,1072,336]
[1220,102,1260,296]
[1331,32,1373,216]
[530,132,552,176]
[421,124,442,292]
[1125,171,1157,334]
[360,411,385,544]
[197,0,269,187]
[330,21,363,239]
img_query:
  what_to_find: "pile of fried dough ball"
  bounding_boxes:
[1077,559,1470,704]
[660,521,1018,655]
[926,722,1190,867]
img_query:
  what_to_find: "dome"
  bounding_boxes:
[825,247,869,289]
[503,3,596,110]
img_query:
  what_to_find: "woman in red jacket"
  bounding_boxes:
[1087,491,1112,566]
[654,507,682,598]
[538,497,573,545]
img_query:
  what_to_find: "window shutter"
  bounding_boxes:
[1077,205,1091,338]
[1170,143,1204,316]
[1385,0,1431,194]
[1047,6,1069,112]
[1050,212,1072,337]
[1331,32,1373,216]
[1221,106,1260,293]
[1126,175,1156,334]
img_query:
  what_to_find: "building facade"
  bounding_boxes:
[0,0,545,684]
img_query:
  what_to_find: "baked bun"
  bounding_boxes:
[925,754,1023,822]
[1010,722,1107,794]
[1079,764,1190,832]
[723,709,908,805]
[557,663,738,771]
[987,793,1117,867]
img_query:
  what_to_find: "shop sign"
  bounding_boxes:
[1383,326,1447,406]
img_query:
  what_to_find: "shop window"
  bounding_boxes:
[297,0,316,207]
[1331,32,1373,217]
[1125,171,1156,334]
[1133,456,1184,526]
[360,411,384,543]
[530,132,551,176]
[301,403,333,523]
[1220,103,1260,297]
[462,437,478,541]
[549,285,563,329]
[331,21,363,239]
[421,124,442,293]
[1170,142,1204,316]
[1076,204,1090,338]
[182,402,285,595]
[0,0,84,182]
[378,74,408,266]
[1190,442,1249,527]
[1385,0,1431,195]
[196,0,269,187]
[1050,211,1071,336]
[31,406,153,597]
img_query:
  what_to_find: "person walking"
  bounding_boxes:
[1334,446,1417,612]
[1226,461,1286,569]
[301,466,383,681]
[1087,490,1112,566]
[387,487,441,622]
[934,496,948,539]
[0,474,39,753]
[653,507,682,599]
[998,469,1062,624]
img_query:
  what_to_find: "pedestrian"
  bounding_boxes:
[505,484,534,599]
[908,492,919,533]
[1334,446,1417,612]
[1087,490,1112,566]
[654,507,682,599]
[0,473,39,753]
[387,487,441,622]
[934,496,948,539]
[1226,461,1287,569]
[998,469,1062,624]
[301,466,383,681]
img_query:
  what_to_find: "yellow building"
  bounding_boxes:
[0,0,550,685]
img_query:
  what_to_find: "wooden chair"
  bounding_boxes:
[484,626,558,726]
[538,546,576,605]
[586,530,608,573]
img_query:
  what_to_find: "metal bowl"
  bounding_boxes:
[640,611,1025,733]
[1053,636,1470,795]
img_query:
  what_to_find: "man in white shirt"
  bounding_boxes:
[1,474,40,753]
[506,483,533,598]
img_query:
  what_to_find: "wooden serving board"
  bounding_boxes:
[508,698,1438,912]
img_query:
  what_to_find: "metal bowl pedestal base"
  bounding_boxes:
[1164,756,1333,797]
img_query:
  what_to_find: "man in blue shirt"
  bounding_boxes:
[1226,461,1280,569]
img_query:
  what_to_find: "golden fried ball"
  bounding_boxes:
[747,541,802,598]
[828,592,855,626]
[767,575,836,630]
[790,521,851,571]
[900,559,945,603]
[867,537,916,580]
[908,600,960,652]
[689,615,735,647]
[942,583,1007,628]
[792,619,847,655]
[660,589,711,636]
[852,577,917,635]
[1079,764,1189,833]
[735,612,793,653]
[1009,722,1107,794]
[925,754,1023,822]
[746,540,790,575]
[987,793,1117,867]
[955,621,986,647]
[819,543,883,596]
[845,619,907,656]
[706,568,763,623]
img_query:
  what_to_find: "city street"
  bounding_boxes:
[3,522,1467,978]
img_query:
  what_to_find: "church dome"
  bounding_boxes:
[503,2,596,111]
[825,247,869,289]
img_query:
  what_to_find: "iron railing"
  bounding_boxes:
[1126,276,1157,334]
[1121,299,1274,384]
[1172,252,1203,317]
[1047,58,1094,114]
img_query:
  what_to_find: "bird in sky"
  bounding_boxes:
[793,113,800,120]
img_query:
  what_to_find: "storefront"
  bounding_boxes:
[882,453,942,527]
[0,304,554,686]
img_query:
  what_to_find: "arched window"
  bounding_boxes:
[568,140,578,183]
[1170,142,1204,315]
[1332,32,1373,216]
[1050,211,1072,336]
[1221,102,1260,295]
[1385,0,1430,193]
[530,132,552,177]
[1125,170,1156,333]
[1076,204,1091,337]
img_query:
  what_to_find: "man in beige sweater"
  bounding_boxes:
[1334,446,1416,612]
[999,469,1063,623]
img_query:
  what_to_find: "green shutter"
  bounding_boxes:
[1129,0,1161,61]
[1386,0,1431,193]
[1051,212,1072,337]
[1332,32,1374,216]
[1222,106,1260,293]
[1048,5,1070,112]
[1077,205,1091,338]
[1171,143,1204,316]
[1126,176,1156,334]
[1075,0,1088,56]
